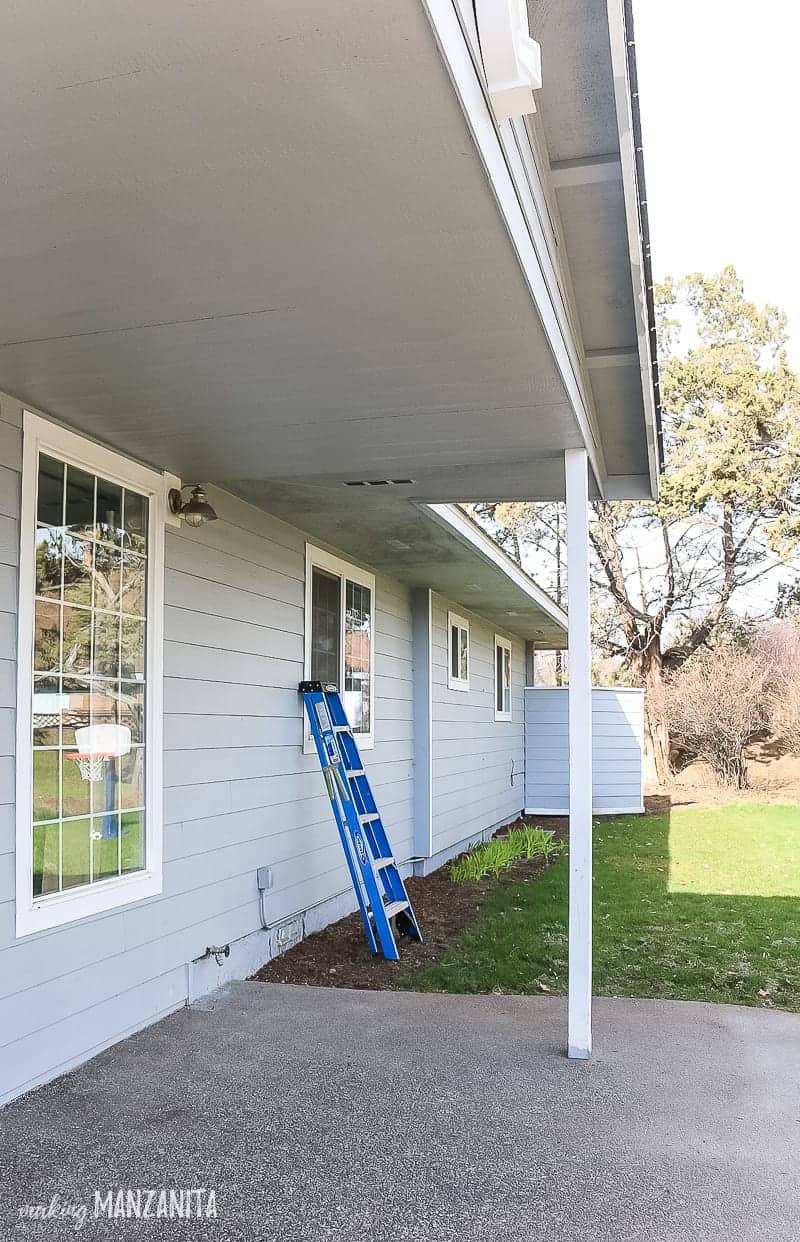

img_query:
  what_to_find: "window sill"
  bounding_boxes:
[16,869,162,938]
[447,679,470,693]
[494,711,513,722]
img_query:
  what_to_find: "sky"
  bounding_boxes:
[633,0,800,362]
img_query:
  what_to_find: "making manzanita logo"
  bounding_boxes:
[18,1187,218,1231]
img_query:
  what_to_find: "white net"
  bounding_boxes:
[74,754,107,783]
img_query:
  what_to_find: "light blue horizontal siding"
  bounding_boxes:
[430,594,524,853]
[0,393,414,1104]
[524,687,644,814]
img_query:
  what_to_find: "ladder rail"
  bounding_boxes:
[299,681,422,960]
[305,715,379,956]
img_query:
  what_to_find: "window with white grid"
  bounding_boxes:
[16,414,164,936]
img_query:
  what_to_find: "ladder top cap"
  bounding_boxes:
[298,680,338,694]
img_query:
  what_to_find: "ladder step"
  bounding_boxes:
[381,900,410,920]
[299,684,422,960]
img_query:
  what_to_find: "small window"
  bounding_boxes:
[305,546,375,746]
[495,635,512,720]
[447,612,470,691]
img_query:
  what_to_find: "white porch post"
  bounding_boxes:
[565,447,592,1059]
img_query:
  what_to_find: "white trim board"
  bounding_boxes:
[524,805,644,817]
[425,504,567,631]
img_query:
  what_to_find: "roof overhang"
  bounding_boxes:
[0,0,658,505]
[226,480,567,646]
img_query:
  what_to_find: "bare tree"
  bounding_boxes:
[755,620,800,755]
[474,269,800,783]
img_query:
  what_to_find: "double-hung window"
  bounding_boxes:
[304,545,375,748]
[494,634,512,720]
[16,413,164,936]
[447,612,470,691]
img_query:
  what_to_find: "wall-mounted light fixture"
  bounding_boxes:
[167,484,218,527]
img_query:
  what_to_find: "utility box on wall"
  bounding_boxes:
[524,687,645,815]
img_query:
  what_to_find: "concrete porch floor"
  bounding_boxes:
[1,984,798,1240]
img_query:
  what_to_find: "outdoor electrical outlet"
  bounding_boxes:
[276,920,303,950]
[257,867,273,892]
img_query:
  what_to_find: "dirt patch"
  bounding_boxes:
[250,816,567,990]
[663,750,800,808]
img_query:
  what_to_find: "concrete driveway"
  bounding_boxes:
[1,984,798,1240]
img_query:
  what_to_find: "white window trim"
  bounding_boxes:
[15,412,166,938]
[447,611,470,691]
[494,633,513,721]
[303,544,376,752]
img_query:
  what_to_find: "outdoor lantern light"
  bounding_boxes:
[168,484,218,527]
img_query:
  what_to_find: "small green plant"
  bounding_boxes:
[450,826,563,883]
[507,826,565,863]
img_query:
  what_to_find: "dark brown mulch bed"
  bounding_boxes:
[250,815,567,990]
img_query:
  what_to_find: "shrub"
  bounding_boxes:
[755,620,800,755]
[666,642,773,787]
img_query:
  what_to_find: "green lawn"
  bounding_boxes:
[400,804,800,1012]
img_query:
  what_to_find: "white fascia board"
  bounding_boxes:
[424,503,568,632]
[420,0,607,497]
[605,0,660,501]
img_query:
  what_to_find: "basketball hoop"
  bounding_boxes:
[67,724,133,783]
[67,752,113,783]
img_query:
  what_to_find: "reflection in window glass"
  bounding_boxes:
[30,451,149,901]
[345,580,371,733]
[310,569,341,688]
[61,605,92,677]
[60,819,91,890]
[121,553,146,616]
[37,455,64,528]
[123,490,148,554]
[62,537,94,606]
[33,600,61,674]
[35,527,62,598]
[495,640,512,716]
[449,615,469,685]
[32,822,60,896]
[96,477,123,545]
[308,560,373,736]
[33,675,60,746]
[65,465,95,538]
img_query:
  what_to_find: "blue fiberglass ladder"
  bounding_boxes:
[299,681,422,961]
